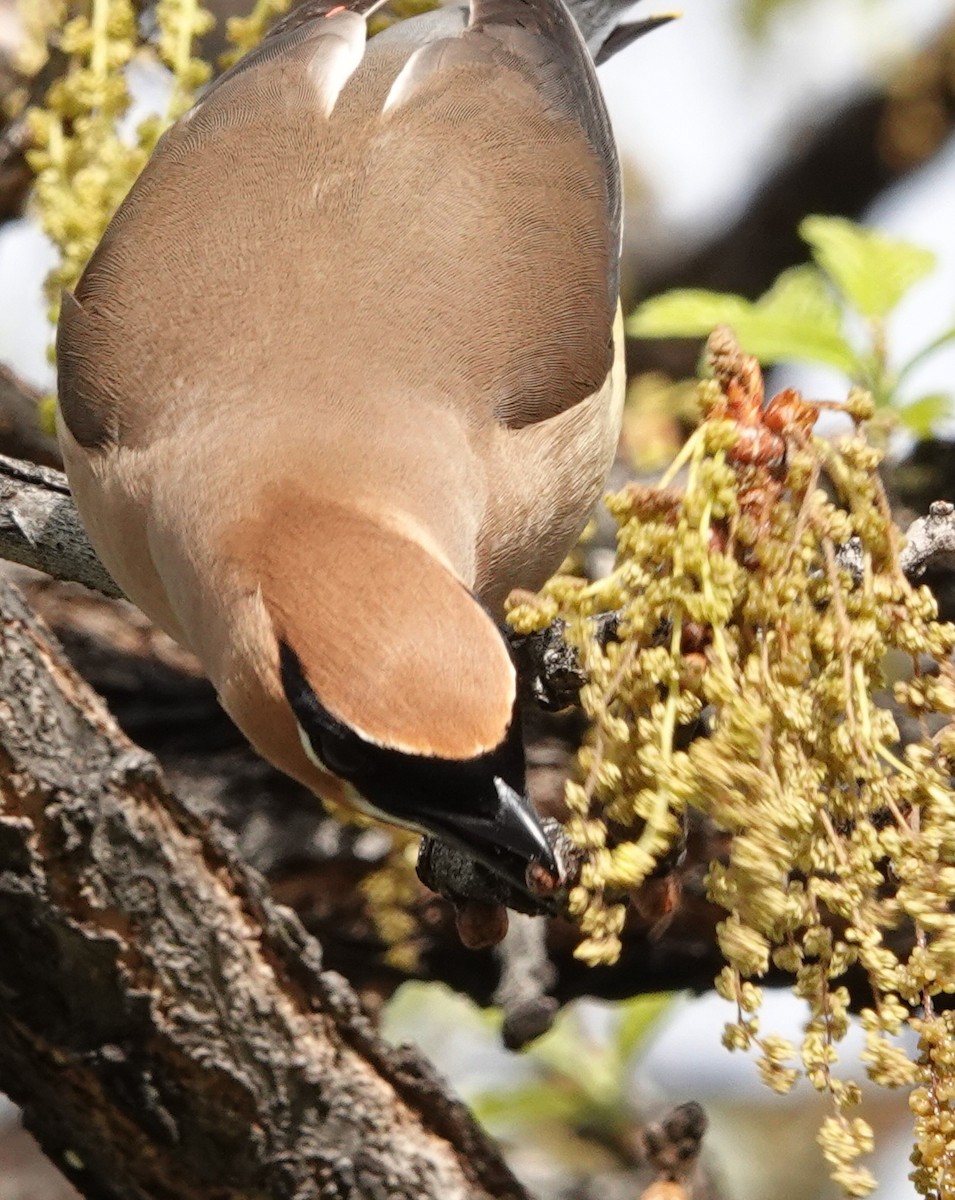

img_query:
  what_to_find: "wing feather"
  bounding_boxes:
[58,0,623,452]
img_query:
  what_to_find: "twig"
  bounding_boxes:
[898,500,955,580]
[640,1102,709,1197]
[493,913,559,1049]
[508,612,619,710]
[0,452,123,597]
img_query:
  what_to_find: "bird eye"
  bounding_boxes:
[316,729,366,780]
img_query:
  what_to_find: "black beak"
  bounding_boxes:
[491,777,561,876]
[417,779,562,901]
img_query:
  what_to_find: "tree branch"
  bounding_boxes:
[0,453,123,597]
[0,573,529,1200]
[0,367,61,468]
[899,500,955,579]
[7,450,955,639]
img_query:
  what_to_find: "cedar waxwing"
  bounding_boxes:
[56,0,666,900]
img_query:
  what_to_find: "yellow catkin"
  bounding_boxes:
[509,332,955,1199]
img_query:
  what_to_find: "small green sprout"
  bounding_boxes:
[629,216,953,435]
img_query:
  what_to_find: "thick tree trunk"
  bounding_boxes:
[0,575,528,1200]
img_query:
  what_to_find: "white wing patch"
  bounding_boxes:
[381,42,430,113]
[380,33,497,116]
[306,10,368,116]
[379,37,477,114]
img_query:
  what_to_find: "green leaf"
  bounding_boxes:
[473,1083,585,1129]
[800,215,936,319]
[529,1025,620,1106]
[743,265,857,371]
[627,289,754,340]
[627,268,857,373]
[614,992,673,1061]
[899,393,953,438]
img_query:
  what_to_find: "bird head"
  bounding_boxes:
[279,640,558,895]
[251,491,560,899]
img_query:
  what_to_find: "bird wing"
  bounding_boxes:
[371,0,621,428]
[58,0,621,455]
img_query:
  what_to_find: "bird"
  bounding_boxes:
[56,0,668,903]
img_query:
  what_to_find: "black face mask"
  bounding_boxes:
[279,641,558,892]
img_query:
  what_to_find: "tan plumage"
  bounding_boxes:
[57,0,636,891]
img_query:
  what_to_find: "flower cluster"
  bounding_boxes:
[28,0,145,313]
[509,328,955,1198]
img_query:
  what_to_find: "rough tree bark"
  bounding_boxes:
[0,574,530,1200]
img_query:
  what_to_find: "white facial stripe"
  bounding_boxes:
[307,11,368,117]
[296,721,364,812]
[297,720,330,772]
[295,721,432,837]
